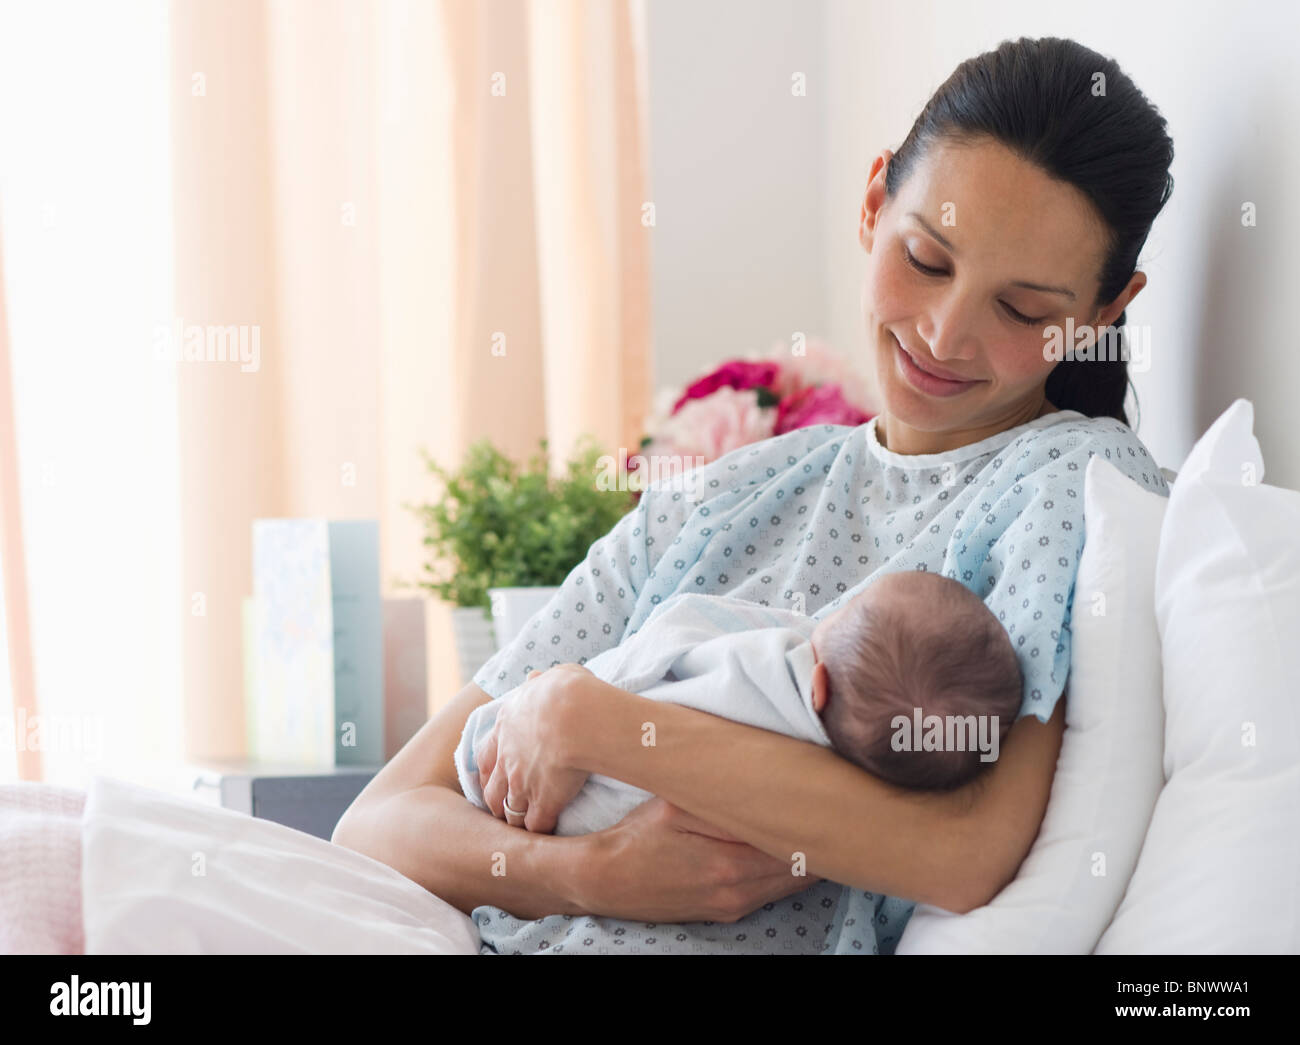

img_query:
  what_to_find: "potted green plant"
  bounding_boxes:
[412,434,635,685]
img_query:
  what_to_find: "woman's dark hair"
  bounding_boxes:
[883,36,1175,427]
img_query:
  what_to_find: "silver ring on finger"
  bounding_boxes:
[503,795,527,819]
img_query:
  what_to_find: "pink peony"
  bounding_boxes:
[672,359,780,414]
[631,338,876,494]
[774,384,872,435]
[640,386,776,466]
[761,337,876,413]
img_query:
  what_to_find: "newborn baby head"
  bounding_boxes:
[808,571,1022,791]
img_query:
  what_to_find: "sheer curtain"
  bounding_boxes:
[0,0,179,787]
[0,214,31,783]
[0,0,652,784]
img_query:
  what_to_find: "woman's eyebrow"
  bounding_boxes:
[906,211,1078,300]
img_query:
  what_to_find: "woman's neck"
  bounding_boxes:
[877,398,1058,456]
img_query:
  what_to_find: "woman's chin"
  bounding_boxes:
[878,381,961,431]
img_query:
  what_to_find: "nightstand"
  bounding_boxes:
[188,761,383,841]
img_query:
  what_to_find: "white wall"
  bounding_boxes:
[649,0,1300,489]
[645,0,827,394]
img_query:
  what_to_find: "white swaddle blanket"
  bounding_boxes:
[455,592,828,835]
[455,591,915,955]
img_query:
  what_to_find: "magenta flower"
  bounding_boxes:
[629,339,877,498]
[672,359,780,414]
[641,386,777,466]
[764,338,876,412]
[774,384,873,435]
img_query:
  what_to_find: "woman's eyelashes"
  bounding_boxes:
[1002,303,1044,326]
[901,244,1047,327]
[901,243,944,277]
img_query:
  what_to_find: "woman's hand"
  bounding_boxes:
[577,797,823,923]
[476,663,593,834]
[476,667,821,920]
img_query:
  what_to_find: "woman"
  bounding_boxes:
[334,36,1176,954]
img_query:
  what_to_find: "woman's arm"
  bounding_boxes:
[331,678,810,922]
[536,674,1066,915]
[330,681,589,919]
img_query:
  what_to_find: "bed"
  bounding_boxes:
[3,399,1297,955]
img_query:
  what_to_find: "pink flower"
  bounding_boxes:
[672,359,780,414]
[774,384,872,435]
[641,386,776,465]
[761,337,876,413]
[631,338,876,490]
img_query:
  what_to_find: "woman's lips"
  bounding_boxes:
[892,333,981,397]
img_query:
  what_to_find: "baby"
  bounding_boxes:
[456,569,1023,954]
[808,569,1022,789]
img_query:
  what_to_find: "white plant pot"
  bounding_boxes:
[488,586,562,651]
[451,605,498,688]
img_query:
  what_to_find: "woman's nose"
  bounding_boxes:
[919,291,981,363]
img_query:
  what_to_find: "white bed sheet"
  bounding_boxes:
[80,775,480,954]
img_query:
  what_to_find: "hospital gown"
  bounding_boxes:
[470,408,1171,954]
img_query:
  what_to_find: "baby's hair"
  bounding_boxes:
[818,572,1021,790]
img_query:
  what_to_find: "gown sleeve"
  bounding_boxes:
[471,426,832,698]
[945,418,1169,723]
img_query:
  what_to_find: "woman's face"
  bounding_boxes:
[859,137,1138,450]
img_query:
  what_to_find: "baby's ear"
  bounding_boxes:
[811,661,830,713]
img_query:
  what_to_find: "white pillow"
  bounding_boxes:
[1096,399,1300,954]
[897,454,1167,954]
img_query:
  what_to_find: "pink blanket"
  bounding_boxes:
[0,782,85,954]
[2,777,480,954]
